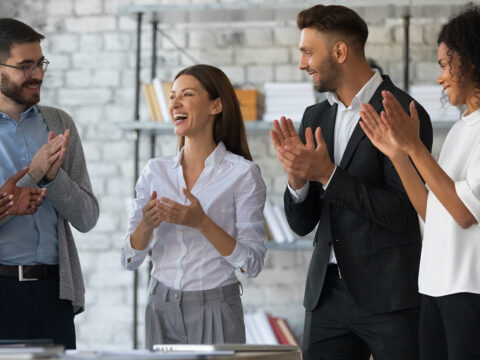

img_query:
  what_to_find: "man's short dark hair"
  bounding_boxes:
[0,18,44,61]
[297,5,368,50]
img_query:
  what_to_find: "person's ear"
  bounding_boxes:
[333,41,348,64]
[211,98,223,115]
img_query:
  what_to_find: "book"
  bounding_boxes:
[244,311,298,347]
[263,200,286,243]
[244,313,264,345]
[253,311,279,345]
[272,204,295,243]
[264,199,296,243]
[268,315,290,345]
[141,83,162,122]
[152,78,172,123]
[263,82,315,122]
[276,318,299,346]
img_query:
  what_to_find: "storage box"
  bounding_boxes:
[234,88,265,122]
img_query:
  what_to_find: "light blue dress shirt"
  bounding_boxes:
[0,105,59,265]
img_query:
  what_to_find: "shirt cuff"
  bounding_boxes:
[455,180,480,225]
[16,171,39,188]
[122,233,150,261]
[224,240,249,269]
[322,166,337,190]
[42,176,58,188]
[287,181,310,204]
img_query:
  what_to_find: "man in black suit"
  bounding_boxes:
[270,5,432,360]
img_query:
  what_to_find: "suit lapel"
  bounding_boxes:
[338,76,391,169]
[321,103,337,161]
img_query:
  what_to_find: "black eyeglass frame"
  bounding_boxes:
[0,59,49,78]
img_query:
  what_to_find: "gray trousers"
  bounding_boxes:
[145,278,246,349]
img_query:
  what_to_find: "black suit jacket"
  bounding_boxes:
[285,75,433,314]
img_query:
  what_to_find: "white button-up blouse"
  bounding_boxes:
[121,142,267,291]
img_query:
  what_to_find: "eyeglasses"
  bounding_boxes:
[0,59,49,78]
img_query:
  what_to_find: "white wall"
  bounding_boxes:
[0,0,463,350]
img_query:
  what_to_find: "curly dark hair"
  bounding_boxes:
[438,4,480,101]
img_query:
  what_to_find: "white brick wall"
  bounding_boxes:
[0,0,463,351]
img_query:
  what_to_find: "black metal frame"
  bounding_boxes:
[132,11,160,349]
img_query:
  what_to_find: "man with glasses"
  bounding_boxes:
[0,18,99,348]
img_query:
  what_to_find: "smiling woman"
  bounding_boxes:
[359,5,480,359]
[121,64,267,349]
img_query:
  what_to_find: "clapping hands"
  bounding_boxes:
[157,189,207,229]
[141,189,207,230]
[270,116,335,186]
[360,91,421,158]
[29,129,70,183]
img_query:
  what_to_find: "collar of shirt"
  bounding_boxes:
[326,69,383,111]
[462,108,480,127]
[172,141,228,169]
[0,105,39,126]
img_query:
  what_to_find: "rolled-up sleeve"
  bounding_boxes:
[224,164,267,278]
[121,165,154,270]
[455,143,480,225]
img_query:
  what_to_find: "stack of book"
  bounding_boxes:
[262,82,315,123]
[244,311,299,346]
[264,199,296,244]
[141,79,173,122]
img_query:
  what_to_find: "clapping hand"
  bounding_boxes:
[141,191,164,230]
[381,91,421,154]
[360,103,404,159]
[0,167,47,220]
[270,117,308,189]
[360,91,421,158]
[0,193,13,221]
[157,189,207,229]
[270,116,304,152]
[46,130,70,181]
[270,116,335,184]
[29,130,70,183]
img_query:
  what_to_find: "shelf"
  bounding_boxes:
[119,1,470,16]
[117,120,455,136]
[265,239,313,251]
[117,121,276,136]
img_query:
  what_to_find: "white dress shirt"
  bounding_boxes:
[121,142,267,291]
[288,70,383,263]
[419,109,480,296]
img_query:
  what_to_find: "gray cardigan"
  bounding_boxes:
[17,105,99,314]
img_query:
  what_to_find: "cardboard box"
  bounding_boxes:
[234,88,265,122]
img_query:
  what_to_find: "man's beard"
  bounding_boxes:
[0,72,41,106]
[313,54,340,94]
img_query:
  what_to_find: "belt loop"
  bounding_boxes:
[199,290,204,305]
[218,287,224,302]
[148,277,158,295]
[163,287,169,302]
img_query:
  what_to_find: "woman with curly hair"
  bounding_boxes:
[359,6,480,360]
